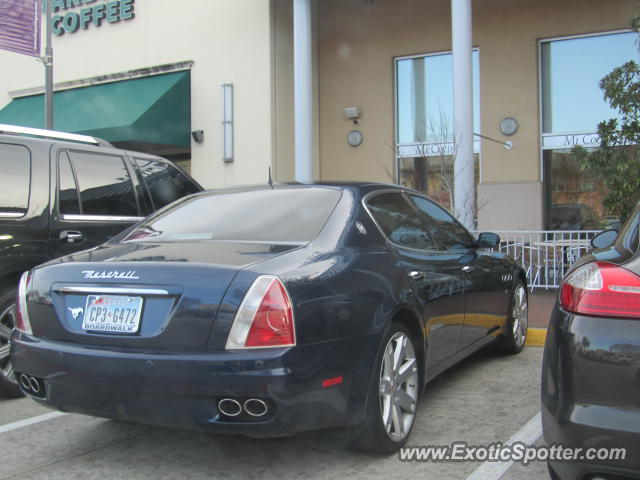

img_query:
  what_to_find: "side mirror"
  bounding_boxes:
[591,229,618,249]
[477,232,500,249]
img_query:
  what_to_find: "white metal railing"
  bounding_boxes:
[484,230,602,290]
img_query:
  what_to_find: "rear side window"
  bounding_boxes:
[67,151,139,217]
[366,192,438,250]
[125,188,341,243]
[0,143,30,216]
[134,158,200,209]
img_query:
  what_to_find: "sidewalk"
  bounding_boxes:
[528,290,556,329]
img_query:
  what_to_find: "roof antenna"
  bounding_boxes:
[268,166,273,189]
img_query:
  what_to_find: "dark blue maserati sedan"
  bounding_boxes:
[11,183,527,452]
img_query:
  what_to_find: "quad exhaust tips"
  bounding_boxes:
[243,398,268,417]
[19,374,42,395]
[217,398,269,418]
[217,398,242,417]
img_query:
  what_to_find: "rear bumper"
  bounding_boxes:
[541,304,640,479]
[11,331,378,437]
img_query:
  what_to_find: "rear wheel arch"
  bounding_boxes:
[390,307,426,390]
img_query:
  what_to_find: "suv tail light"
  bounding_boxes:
[226,275,296,349]
[15,271,33,334]
[560,261,640,318]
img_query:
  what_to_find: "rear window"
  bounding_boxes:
[0,143,31,216]
[135,158,200,210]
[125,188,342,243]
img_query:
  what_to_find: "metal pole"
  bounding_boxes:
[293,0,313,183]
[451,0,474,229]
[44,0,53,130]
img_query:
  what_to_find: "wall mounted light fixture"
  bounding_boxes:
[222,83,234,163]
[191,130,204,143]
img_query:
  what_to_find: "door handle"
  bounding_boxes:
[409,271,424,280]
[60,230,84,244]
[462,265,474,273]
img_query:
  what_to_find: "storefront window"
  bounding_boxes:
[541,31,637,229]
[395,50,480,210]
[398,154,479,212]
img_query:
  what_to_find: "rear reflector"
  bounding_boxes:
[226,275,296,349]
[560,261,640,319]
[15,271,33,334]
[322,376,344,388]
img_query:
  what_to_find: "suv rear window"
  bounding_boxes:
[0,143,31,216]
[135,158,200,209]
[125,188,341,243]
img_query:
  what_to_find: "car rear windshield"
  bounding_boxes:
[125,187,342,244]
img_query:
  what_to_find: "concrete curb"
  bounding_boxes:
[525,328,547,347]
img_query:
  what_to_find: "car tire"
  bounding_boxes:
[354,322,421,454]
[0,287,22,398]
[499,281,528,355]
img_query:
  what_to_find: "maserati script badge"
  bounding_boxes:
[81,270,140,280]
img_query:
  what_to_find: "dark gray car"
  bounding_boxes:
[542,201,640,479]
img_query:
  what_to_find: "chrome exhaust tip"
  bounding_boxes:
[19,374,31,391]
[29,376,41,393]
[244,398,268,417]
[218,398,242,417]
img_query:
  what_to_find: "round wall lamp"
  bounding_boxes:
[347,129,363,147]
[499,117,518,136]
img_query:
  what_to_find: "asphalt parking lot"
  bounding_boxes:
[0,346,547,480]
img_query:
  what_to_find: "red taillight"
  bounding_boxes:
[560,261,640,318]
[15,271,33,334]
[226,276,296,349]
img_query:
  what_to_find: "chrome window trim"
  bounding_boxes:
[56,287,170,296]
[62,214,144,222]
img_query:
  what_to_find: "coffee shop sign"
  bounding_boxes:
[51,0,135,36]
[542,132,602,150]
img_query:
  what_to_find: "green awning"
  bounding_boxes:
[0,71,190,148]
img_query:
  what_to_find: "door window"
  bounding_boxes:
[366,192,438,250]
[67,151,139,217]
[0,143,31,216]
[134,158,200,210]
[409,195,474,251]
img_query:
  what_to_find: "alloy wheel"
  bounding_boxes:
[379,331,419,442]
[511,285,528,349]
[0,302,17,385]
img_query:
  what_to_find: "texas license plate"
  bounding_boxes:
[83,295,143,334]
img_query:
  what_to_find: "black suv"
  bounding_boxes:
[0,124,202,396]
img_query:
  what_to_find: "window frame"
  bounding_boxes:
[393,48,482,185]
[537,29,634,182]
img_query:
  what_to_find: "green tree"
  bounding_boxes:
[576,15,640,223]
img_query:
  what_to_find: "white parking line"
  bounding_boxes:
[0,411,67,434]
[465,411,542,480]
